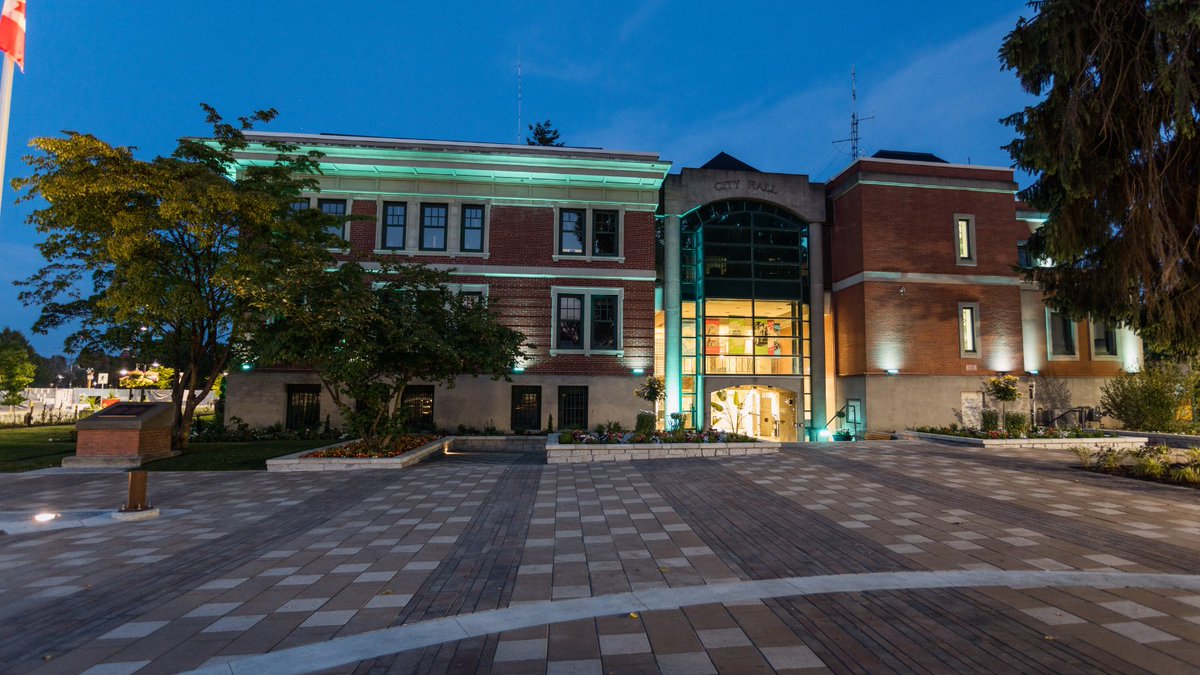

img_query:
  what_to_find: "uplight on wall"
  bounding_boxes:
[632,368,645,376]
[885,369,899,376]
[1026,370,1039,376]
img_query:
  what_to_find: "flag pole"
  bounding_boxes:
[0,53,13,221]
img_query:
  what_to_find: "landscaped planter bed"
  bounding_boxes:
[267,436,451,471]
[1106,429,1200,449]
[898,430,1148,451]
[265,435,549,471]
[545,441,779,463]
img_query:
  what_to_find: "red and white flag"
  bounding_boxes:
[0,0,25,71]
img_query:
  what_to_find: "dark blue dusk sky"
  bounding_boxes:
[0,0,1035,355]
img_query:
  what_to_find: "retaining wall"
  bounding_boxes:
[898,430,1148,450]
[545,442,778,464]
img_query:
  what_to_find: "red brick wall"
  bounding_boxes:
[452,275,655,377]
[852,186,1026,277]
[833,284,866,375]
[335,203,656,272]
[76,428,171,458]
[348,199,377,253]
[837,281,1024,376]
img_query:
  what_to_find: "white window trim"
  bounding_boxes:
[449,283,489,298]
[549,286,624,356]
[954,213,976,267]
[1045,308,1079,361]
[552,206,626,263]
[1088,320,1121,361]
[958,302,981,359]
[313,196,350,253]
[373,199,490,259]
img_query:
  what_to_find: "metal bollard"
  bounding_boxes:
[122,470,151,512]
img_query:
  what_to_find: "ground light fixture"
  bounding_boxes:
[33,512,59,523]
[1027,370,1039,375]
[885,369,899,375]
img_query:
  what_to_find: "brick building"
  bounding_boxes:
[225,133,670,433]
[224,135,1140,438]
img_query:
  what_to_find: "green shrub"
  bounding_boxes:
[1101,363,1198,432]
[1070,446,1093,468]
[634,412,655,435]
[981,409,1000,432]
[1003,412,1030,435]
[1169,465,1200,484]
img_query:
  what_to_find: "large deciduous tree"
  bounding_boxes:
[1000,1,1200,353]
[16,105,339,449]
[247,262,527,449]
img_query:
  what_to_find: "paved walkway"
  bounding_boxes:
[1,441,1199,674]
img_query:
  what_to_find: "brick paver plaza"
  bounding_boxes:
[2,440,1200,674]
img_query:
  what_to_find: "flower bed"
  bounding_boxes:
[908,425,1104,440]
[1076,445,1200,488]
[556,429,756,445]
[303,434,441,459]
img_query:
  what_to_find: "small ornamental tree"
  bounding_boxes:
[984,375,1023,430]
[633,376,665,434]
[0,342,36,414]
[247,261,527,449]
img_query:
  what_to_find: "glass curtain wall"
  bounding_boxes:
[679,200,811,432]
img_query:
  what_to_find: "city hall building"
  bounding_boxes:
[225,133,1141,440]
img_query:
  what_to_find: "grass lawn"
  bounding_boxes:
[0,425,77,472]
[143,439,333,471]
[0,425,334,472]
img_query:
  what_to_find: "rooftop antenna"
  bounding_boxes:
[517,45,523,144]
[833,66,874,159]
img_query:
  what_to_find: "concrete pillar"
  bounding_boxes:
[663,214,682,428]
[809,222,827,440]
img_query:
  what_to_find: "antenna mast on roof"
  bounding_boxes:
[517,45,523,144]
[834,66,874,159]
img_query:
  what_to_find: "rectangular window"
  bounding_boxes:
[461,205,484,252]
[1048,310,1077,357]
[591,295,617,350]
[289,199,310,212]
[559,209,585,255]
[511,386,542,432]
[420,204,448,251]
[558,386,589,430]
[400,385,435,429]
[1016,240,1031,268]
[285,384,321,430]
[318,199,347,242]
[955,214,975,265]
[557,294,584,349]
[1092,321,1118,357]
[592,210,619,256]
[959,303,979,357]
[382,202,406,250]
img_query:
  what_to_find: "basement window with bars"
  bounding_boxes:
[558,386,589,430]
[511,386,542,432]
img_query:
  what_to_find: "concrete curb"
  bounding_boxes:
[545,441,779,464]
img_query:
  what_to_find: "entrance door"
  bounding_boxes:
[845,399,863,438]
[709,386,798,441]
[511,386,542,432]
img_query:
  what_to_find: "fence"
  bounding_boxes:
[0,387,215,426]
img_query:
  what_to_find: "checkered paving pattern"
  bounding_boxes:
[0,443,1198,673]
